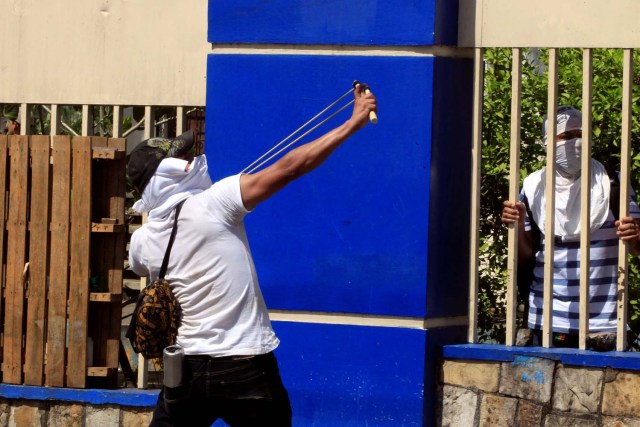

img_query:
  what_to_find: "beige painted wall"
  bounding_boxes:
[0,0,209,106]
[459,0,640,48]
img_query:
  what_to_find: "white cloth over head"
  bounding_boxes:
[132,155,212,221]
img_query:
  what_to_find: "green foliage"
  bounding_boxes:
[0,104,132,137]
[480,48,640,346]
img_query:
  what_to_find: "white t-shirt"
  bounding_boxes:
[129,174,279,356]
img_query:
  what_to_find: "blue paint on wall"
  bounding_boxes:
[421,325,467,424]
[206,54,434,318]
[208,1,459,46]
[426,57,473,318]
[272,322,426,426]
[434,0,460,46]
[0,384,158,407]
[443,344,640,371]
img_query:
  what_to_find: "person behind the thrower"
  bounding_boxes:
[501,106,640,350]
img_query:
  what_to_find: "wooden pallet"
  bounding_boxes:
[0,135,126,388]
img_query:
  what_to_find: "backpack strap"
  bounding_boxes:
[159,199,187,280]
[521,194,541,253]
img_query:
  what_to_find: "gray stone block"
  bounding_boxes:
[553,365,603,414]
[86,405,120,427]
[516,400,544,427]
[545,413,598,426]
[479,394,517,427]
[499,356,555,403]
[441,385,478,427]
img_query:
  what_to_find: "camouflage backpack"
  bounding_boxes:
[126,200,185,359]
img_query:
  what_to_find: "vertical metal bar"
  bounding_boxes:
[579,48,593,350]
[50,104,61,136]
[81,105,93,136]
[543,49,559,348]
[617,49,633,351]
[468,48,484,343]
[506,48,522,346]
[176,106,186,135]
[19,103,30,135]
[112,106,123,138]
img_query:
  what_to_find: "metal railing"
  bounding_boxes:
[468,47,636,351]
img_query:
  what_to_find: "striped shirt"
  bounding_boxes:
[525,198,640,334]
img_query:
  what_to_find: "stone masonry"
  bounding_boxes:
[0,400,152,427]
[440,358,640,426]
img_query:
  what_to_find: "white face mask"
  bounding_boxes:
[555,137,582,177]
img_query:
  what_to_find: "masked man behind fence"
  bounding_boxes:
[126,85,376,426]
[501,106,640,351]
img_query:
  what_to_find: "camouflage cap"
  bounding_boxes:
[126,130,195,194]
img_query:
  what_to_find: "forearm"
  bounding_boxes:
[276,119,359,180]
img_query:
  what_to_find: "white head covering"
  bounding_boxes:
[132,155,212,221]
[525,106,610,241]
[542,106,582,145]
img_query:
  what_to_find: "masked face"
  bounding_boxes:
[555,137,582,177]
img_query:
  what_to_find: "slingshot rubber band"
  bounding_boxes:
[243,99,355,174]
[241,86,356,174]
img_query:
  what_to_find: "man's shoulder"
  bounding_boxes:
[523,168,545,183]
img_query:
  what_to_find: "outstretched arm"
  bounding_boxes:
[239,84,377,209]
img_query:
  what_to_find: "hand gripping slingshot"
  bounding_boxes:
[241,80,377,174]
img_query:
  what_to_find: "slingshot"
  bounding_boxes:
[241,81,377,174]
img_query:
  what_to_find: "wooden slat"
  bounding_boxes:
[91,223,125,233]
[24,136,51,385]
[86,367,117,377]
[0,136,8,374]
[45,136,71,387]
[89,138,110,371]
[67,136,92,388]
[92,148,125,160]
[89,293,122,303]
[3,135,29,384]
[105,138,126,372]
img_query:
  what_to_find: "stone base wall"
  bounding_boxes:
[0,400,152,426]
[439,357,640,426]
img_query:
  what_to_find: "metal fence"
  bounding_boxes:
[468,48,636,351]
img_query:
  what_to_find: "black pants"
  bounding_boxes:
[150,352,292,427]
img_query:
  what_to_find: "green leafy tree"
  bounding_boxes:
[480,48,640,346]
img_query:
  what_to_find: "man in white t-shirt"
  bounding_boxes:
[127,84,377,426]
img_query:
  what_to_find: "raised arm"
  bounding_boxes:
[239,84,377,209]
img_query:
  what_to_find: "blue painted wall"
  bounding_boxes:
[207,54,433,318]
[208,0,459,46]
[206,1,469,425]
